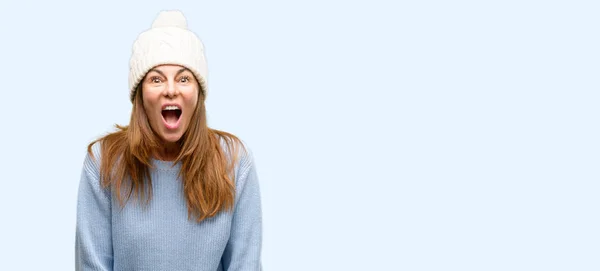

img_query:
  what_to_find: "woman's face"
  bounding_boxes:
[141,64,199,144]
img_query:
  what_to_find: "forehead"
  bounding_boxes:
[148,64,192,74]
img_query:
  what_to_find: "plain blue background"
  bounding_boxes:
[0,0,598,270]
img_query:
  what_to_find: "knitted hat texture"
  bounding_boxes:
[128,10,208,102]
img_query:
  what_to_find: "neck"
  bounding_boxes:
[154,142,181,161]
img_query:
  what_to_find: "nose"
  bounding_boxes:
[164,80,180,98]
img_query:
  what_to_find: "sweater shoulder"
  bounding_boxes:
[215,133,255,184]
[78,140,111,199]
[83,140,103,177]
[215,133,250,166]
[83,141,102,172]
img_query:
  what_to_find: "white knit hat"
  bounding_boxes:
[128,10,208,102]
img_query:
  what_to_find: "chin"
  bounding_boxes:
[160,133,184,144]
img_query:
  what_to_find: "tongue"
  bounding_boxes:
[163,110,179,124]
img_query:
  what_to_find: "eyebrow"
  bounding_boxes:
[148,68,190,78]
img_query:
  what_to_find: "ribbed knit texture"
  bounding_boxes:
[75,142,262,271]
[128,10,209,102]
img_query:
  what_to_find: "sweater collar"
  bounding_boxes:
[150,158,181,171]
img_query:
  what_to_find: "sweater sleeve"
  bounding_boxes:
[221,149,263,271]
[75,145,113,271]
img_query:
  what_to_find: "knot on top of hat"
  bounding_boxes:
[152,10,188,29]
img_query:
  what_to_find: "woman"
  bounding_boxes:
[75,10,262,271]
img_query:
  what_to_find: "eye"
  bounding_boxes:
[150,76,162,84]
[180,75,191,83]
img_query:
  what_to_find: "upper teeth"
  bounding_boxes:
[164,105,180,110]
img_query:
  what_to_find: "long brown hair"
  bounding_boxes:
[87,81,244,222]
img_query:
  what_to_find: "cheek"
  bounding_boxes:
[142,93,159,121]
[183,102,196,122]
[183,90,199,117]
[143,105,154,122]
[190,96,199,110]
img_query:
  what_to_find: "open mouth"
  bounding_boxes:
[161,105,182,128]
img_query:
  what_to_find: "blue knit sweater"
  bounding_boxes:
[75,142,263,271]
